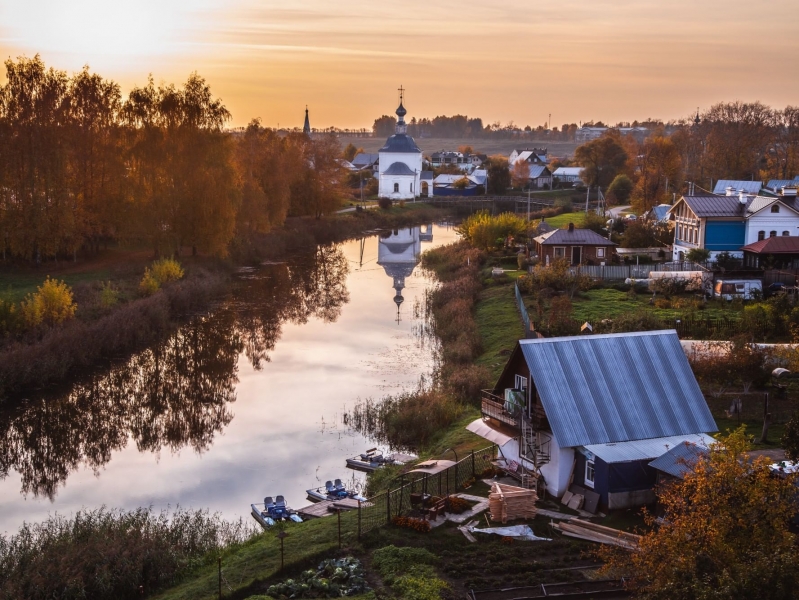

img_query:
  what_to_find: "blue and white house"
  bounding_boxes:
[669,190,799,260]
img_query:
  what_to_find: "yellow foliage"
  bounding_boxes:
[20,277,77,328]
[456,211,527,251]
[100,281,120,308]
[139,258,185,295]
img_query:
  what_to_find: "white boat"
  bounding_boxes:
[306,478,367,502]
[251,495,303,529]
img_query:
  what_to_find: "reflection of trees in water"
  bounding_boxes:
[0,311,241,499]
[0,244,351,499]
[238,244,349,369]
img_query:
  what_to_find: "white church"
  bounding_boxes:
[378,89,432,200]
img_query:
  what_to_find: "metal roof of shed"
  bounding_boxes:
[585,433,715,464]
[519,330,717,448]
[647,439,712,478]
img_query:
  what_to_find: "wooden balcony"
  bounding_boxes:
[481,390,520,429]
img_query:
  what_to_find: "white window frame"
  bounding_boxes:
[585,459,595,489]
[596,247,605,258]
[553,246,566,258]
[393,183,399,193]
[514,374,527,391]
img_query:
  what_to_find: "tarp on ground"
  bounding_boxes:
[470,524,551,541]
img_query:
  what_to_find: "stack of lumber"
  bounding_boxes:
[553,519,641,550]
[488,482,537,523]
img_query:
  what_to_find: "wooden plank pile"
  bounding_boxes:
[488,482,537,523]
[553,519,641,550]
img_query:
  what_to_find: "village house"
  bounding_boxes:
[523,164,553,189]
[429,150,485,172]
[350,152,380,173]
[552,166,584,187]
[711,180,762,196]
[669,189,799,260]
[742,236,799,269]
[466,330,718,510]
[509,147,548,166]
[533,223,616,266]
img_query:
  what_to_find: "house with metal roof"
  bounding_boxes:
[350,153,380,173]
[533,223,616,266]
[509,147,548,166]
[742,235,799,269]
[466,330,718,509]
[552,167,584,187]
[668,191,799,260]
[648,440,711,482]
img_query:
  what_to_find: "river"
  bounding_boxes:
[0,223,458,535]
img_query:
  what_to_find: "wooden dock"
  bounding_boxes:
[297,497,365,520]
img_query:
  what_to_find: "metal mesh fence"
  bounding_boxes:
[357,445,497,537]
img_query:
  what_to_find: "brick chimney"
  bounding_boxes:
[568,222,575,232]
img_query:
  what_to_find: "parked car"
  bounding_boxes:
[766,282,787,297]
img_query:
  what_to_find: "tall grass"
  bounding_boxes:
[0,506,257,600]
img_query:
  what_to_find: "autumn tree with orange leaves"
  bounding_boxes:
[600,427,799,600]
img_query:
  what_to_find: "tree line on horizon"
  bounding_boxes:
[0,56,345,263]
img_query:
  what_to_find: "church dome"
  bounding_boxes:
[396,102,407,119]
[380,134,421,154]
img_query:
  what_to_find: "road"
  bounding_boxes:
[606,205,631,219]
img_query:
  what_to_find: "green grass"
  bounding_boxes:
[153,513,361,600]
[539,211,587,228]
[712,418,785,450]
[475,282,524,381]
[0,269,112,303]
[570,288,738,324]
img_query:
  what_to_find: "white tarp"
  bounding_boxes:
[470,524,551,542]
[465,418,515,446]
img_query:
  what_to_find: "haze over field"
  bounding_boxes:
[1,1,798,129]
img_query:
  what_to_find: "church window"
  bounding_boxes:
[758,231,765,241]
[770,231,777,237]
[393,183,399,193]
[784,231,790,236]
[772,205,780,213]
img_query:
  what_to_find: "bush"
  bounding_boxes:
[266,557,370,599]
[20,277,77,328]
[378,197,392,210]
[139,258,185,296]
[456,211,527,251]
[100,281,120,308]
[0,299,22,336]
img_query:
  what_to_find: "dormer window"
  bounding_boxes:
[772,205,780,213]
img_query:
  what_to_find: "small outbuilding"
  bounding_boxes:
[533,223,617,266]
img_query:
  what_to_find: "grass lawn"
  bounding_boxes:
[569,288,738,324]
[475,282,524,381]
[539,212,587,229]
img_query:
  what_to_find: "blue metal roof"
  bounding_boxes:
[648,439,711,479]
[585,433,715,464]
[519,330,717,448]
[383,162,416,176]
[380,133,421,153]
[712,180,762,195]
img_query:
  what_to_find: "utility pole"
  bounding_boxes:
[527,185,531,222]
[585,185,590,213]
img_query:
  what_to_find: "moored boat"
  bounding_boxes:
[306,478,367,503]
[345,448,416,472]
[251,495,303,529]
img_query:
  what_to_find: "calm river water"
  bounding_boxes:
[0,223,458,535]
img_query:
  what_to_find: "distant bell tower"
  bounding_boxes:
[303,106,311,135]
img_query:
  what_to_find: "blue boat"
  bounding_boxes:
[306,479,367,503]
[251,495,303,529]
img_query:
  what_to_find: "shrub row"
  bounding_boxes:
[0,269,227,399]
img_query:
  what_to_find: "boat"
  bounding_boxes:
[250,495,303,529]
[346,447,411,472]
[306,478,367,503]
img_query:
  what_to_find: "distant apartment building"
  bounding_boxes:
[574,126,649,143]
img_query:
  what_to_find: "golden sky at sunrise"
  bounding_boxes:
[1,0,797,130]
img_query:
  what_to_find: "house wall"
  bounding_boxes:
[537,244,614,266]
[606,460,657,509]
[746,209,799,244]
[704,220,746,254]
[540,438,575,498]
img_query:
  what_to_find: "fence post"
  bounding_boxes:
[386,489,391,523]
[357,499,361,540]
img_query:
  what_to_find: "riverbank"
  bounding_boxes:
[0,203,452,400]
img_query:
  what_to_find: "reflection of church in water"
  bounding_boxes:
[378,225,434,322]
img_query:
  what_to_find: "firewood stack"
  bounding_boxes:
[488,482,537,523]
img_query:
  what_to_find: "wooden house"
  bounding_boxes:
[533,223,616,266]
[466,330,717,510]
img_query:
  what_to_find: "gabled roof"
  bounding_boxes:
[534,227,616,246]
[648,440,711,479]
[766,179,798,192]
[383,162,416,176]
[527,164,551,179]
[646,204,672,222]
[712,180,762,195]
[517,330,717,448]
[675,195,750,218]
[746,195,799,217]
[351,153,379,167]
[741,236,799,254]
[553,167,583,177]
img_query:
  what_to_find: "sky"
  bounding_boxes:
[1,0,798,130]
